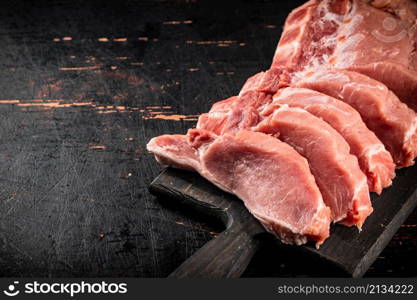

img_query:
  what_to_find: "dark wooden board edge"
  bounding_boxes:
[149,167,417,277]
[149,168,265,278]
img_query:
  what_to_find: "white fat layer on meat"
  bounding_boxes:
[404,115,417,144]
[274,43,299,59]
[276,89,353,116]
[333,12,366,67]
[334,34,364,67]
[301,197,329,234]
[308,71,351,85]
[251,211,309,246]
[353,178,369,209]
[363,143,387,158]
[304,2,346,69]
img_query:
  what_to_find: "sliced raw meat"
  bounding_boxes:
[197,92,271,135]
[297,69,417,168]
[272,0,417,108]
[147,130,331,247]
[265,87,395,194]
[255,105,373,228]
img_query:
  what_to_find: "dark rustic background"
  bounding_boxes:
[0,0,415,277]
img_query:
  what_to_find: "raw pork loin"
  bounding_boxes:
[272,0,417,109]
[147,0,417,247]
[198,96,373,227]
[147,130,331,247]
[202,83,396,194]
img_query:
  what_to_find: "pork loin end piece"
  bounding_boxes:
[147,130,331,247]
[273,0,417,107]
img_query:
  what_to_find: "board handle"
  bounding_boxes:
[168,216,262,278]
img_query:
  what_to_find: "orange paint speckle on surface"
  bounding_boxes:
[110,66,118,70]
[18,102,72,108]
[89,145,107,150]
[62,37,72,41]
[0,100,20,104]
[71,102,93,106]
[113,38,127,42]
[3,99,93,110]
[98,37,109,42]
[138,37,149,41]
[59,65,102,71]
[98,110,118,114]
[143,114,199,121]
[1,97,197,121]
[163,20,192,25]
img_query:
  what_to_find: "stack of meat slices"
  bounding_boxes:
[147,0,417,248]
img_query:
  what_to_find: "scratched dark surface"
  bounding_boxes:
[0,0,415,278]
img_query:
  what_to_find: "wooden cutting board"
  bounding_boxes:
[149,165,417,278]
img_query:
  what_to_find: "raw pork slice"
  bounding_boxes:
[255,105,373,228]
[297,69,417,168]
[272,0,417,108]
[147,130,331,247]
[266,87,395,194]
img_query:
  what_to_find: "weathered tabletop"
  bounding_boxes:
[0,0,415,277]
